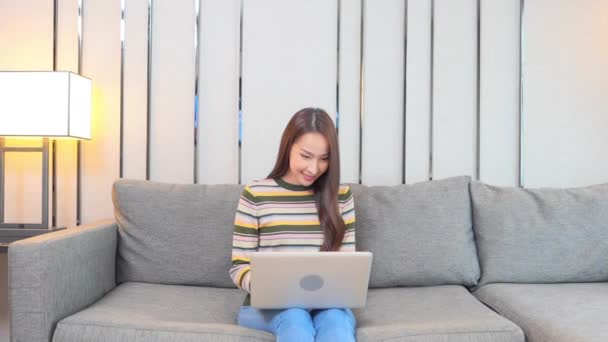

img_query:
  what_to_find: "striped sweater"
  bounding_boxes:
[229,177,356,296]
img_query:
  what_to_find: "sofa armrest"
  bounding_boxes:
[8,220,118,342]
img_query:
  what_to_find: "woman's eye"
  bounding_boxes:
[301,154,310,159]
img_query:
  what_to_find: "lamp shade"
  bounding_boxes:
[0,71,91,139]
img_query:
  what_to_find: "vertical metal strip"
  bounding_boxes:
[78,0,83,73]
[53,0,58,71]
[402,0,408,184]
[429,0,435,181]
[336,0,340,132]
[52,139,57,227]
[120,0,125,178]
[42,139,50,228]
[476,0,481,181]
[0,139,5,223]
[76,0,83,225]
[193,0,200,184]
[146,0,153,180]
[358,0,364,184]
[519,0,524,187]
[238,0,244,184]
[52,0,58,227]
[67,75,72,136]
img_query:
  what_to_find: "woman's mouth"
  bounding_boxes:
[302,174,316,182]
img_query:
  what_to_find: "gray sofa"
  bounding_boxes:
[8,176,608,341]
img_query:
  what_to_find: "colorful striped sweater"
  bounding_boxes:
[229,177,356,298]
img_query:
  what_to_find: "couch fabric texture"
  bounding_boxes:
[354,286,523,342]
[350,176,480,288]
[470,181,608,286]
[53,282,273,342]
[8,221,117,342]
[113,180,244,288]
[474,283,608,342]
[9,176,608,342]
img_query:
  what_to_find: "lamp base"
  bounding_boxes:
[0,226,66,251]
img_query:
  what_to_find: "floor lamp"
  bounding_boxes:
[0,71,91,249]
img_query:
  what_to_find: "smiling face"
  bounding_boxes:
[282,132,329,186]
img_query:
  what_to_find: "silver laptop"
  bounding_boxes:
[250,251,373,309]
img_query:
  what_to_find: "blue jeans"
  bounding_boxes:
[237,306,356,342]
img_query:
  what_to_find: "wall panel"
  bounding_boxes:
[241,0,337,184]
[523,0,608,187]
[149,0,196,184]
[433,0,478,180]
[122,0,149,180]
[197,0,240,184]
[0,0,53,224]
[0,0,53,70]
[80,0,121,223]
[55,0,79,228]
[361,0,405,186]
[4,0,608,222]
[405,0,431,184]
[479,0,520,186]
[338,0,362,184]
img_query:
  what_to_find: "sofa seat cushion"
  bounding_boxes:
[354,286,523,342]
[474,283,608,342]
[52,282,273,342]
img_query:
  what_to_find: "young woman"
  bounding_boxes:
[229,107,357,341]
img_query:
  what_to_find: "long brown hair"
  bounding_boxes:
[267,108,345,251]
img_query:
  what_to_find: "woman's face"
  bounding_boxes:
[283,132,329,187]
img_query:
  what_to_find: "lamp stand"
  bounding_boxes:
[0,137,65,250]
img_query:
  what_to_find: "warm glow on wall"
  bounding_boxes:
[0,71,91,139]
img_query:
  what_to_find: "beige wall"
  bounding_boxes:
[1,0,607,227]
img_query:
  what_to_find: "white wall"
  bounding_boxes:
[1,0,608,226]
[479,0,520,186]
[0,0,53,225]
[240,0,338,184]
[522,0,608,188]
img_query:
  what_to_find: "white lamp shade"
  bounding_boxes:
[0,71,92,139]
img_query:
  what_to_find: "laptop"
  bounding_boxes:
[249,251,373,309]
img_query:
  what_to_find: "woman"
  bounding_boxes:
[229,107,357,341]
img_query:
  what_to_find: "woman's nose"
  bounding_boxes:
[307,161,318,175]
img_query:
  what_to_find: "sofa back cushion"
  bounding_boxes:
[351,176,480,288]
[471,181,608,286]
[113,179,242,287]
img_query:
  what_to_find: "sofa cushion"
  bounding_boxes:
[471,181,608,286]
[53,282,273,342]
[113,179,243,287]
[474,283,608,342]
[54,283,524,342]
[354,286,523,342]
[350,176,480,287]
